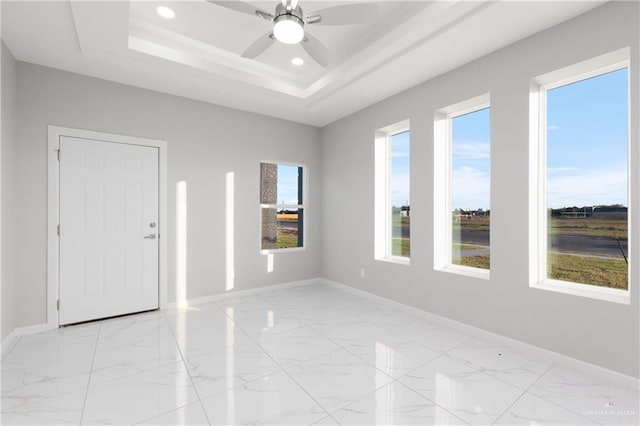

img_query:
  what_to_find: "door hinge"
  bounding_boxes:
[57,149,61,161]
[57,224,60,236]
[57,300,60,311]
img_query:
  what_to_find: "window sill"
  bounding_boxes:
[437,264,490,280]
[376,256,411,266]
[261,247,305,255]
[531,279,630,305]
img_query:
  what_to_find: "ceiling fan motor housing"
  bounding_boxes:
[273,3,305,44]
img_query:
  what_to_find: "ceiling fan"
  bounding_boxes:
[206,0,379,67]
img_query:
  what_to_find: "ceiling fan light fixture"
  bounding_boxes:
[273,15,304,44]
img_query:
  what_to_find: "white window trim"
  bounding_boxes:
[259,161,307,254]
[529,48,631,304]
[434,94,491,279]
[374,119,410,265]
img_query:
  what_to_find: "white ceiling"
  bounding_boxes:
[2,1,605,127]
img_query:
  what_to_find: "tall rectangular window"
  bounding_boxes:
[451,107,491,270]
[390,131,410,257]
[375,120,410,262]
[539,63,629,292]
[260,162,304,251]
[434,94,490,276]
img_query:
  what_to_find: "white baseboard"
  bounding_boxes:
[166,277,321,309]
[1,278,320,354]
[3,276,636,386]
[1,322,58,359]
[1,329,19,358]
[320,278,639,386]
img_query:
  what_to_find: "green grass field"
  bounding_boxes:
[549,217,627,239]
[276,228,299,249]
[451,215,628,288]
[392,238,410,257]
[392,216,410,257]
[454,255,490,269]
[548,252,628,290]
[273,213,628,289]
[452,216,628,239]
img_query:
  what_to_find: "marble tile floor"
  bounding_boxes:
[1,282,638,425]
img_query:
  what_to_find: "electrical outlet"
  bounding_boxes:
[360,268,365,278]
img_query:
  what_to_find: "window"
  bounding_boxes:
[532,49,630,302]
[375,120,410,263]
[434,94,490,276]
[260,162,304,251]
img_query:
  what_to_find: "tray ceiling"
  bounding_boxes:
[1,1,605,126]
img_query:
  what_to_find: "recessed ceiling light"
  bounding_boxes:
[291,57,304,66]
[157,6,175,19]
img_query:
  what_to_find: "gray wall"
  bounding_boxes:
[13,63,321,329]
[2,41,17,340]
[3,0,638,378]
[320,2,639,377]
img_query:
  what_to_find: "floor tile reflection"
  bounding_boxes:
[1,282,637,425]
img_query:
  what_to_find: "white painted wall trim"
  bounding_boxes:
[47,125,168,329]
[3,278,319,357]
[6,271,637,386]
[320,278,640,387]
[1,322,58,359]
[167,277,320,309]
[1,330,18,359]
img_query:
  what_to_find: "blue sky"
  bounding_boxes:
[277,68,627,211]
[449,67,628,210]
[452,108,491,210]
[391,131,410,207]
[277,164,302,206]
[546,68,628,208]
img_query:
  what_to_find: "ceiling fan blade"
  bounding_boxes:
[241,32,276,59]
[306,3,378,26]
[206,0,273,20]
[301,33,332,67]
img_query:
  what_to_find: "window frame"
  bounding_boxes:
[259,161,307,254]
[374,120,410,265]
[434,94,491,279]
[530,48,631,304]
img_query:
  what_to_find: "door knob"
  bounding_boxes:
[144,234,157,239]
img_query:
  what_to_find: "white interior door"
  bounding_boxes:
[59,136,159,325]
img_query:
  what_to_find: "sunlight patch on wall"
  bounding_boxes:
[267,253,274,273]
[226,306,236,422]
[176,181,188,307]
[226,172,235,291]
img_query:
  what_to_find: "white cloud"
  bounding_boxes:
[391,171,410,206]
[548,166,577,174]
[277,181,300,205]
[453,141,490,160]
[547,168,627,208]
[392,152,410,158]
[452,166,490,210]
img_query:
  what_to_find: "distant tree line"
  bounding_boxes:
[452,208,490,216]
[392,206,410,215]
[550,204,627,218]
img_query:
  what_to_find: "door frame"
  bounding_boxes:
[47,125,168,327]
